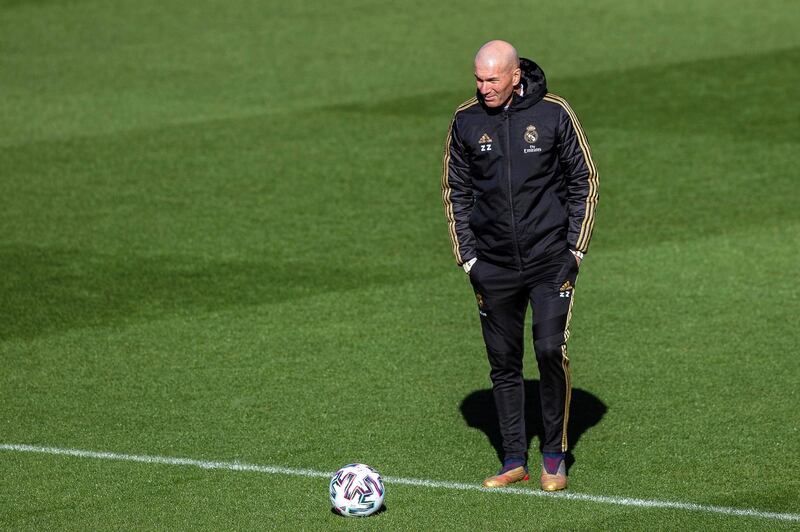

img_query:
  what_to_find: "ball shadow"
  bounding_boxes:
[330,504,387,518]
[460,379,607,472]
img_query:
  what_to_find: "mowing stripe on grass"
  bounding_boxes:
[2,443,798,523]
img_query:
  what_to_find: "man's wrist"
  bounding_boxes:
[570,249,584,260]
[462,257,477,274]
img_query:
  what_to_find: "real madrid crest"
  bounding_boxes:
[524,124,538,144]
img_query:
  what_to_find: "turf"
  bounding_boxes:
[1,0,799,529]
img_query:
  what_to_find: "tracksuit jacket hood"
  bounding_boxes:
[479,58,548,112]
[443,58,598,270]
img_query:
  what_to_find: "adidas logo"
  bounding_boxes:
[559,281,573,298]
[478,133,492,144]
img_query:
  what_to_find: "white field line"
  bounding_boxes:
[1,443,798,523]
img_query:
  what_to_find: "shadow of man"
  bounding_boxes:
[460,379,606,472]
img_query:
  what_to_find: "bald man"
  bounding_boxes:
[442,41,598,491]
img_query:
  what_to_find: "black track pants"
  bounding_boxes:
[468,249,579,457]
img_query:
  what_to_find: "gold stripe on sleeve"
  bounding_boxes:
[441,97,479,264]
[543,93,599,252]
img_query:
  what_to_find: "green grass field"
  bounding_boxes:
[2,0,799,529]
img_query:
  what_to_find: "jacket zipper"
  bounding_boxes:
[504,111,523,270]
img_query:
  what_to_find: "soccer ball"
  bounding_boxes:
[329,463,385,517]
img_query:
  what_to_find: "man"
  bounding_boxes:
[441,40,598,491]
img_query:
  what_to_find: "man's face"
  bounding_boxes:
[474,61,521,108]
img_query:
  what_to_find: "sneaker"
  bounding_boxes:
[540,458,567,491]
[482,465,529,488]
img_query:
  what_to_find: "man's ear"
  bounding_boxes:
[513,68,521,86]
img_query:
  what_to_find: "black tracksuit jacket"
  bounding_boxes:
[442,58,598,270]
